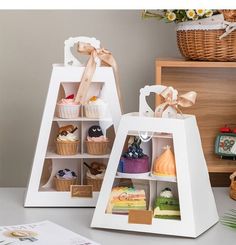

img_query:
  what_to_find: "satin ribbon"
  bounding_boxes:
[154,87,197,117]
[220,21,236,39]
[75,42,122,109]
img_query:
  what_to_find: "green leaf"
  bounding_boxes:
[221,209,236,230]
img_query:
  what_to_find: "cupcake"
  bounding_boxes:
[56,94,80,119]
[84,162,106,191]
[54,168,77,191]
[84,96,107,118]
[118,137,149,174]
[85,125,109,155]
[56,125,79,155]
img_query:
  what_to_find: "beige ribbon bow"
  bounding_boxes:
[75,42,122,108]
[154,87,197,117]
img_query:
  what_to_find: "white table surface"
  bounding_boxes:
[0,188,235,245]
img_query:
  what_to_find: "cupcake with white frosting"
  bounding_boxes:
[84,96,108,118]
[56,125,80,155]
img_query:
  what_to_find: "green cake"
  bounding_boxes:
[154,188,180,219]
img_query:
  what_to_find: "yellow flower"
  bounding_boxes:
[167,12,176,22]
[186,9,196,19]
[205,10,213,17]
[196,9,205,16]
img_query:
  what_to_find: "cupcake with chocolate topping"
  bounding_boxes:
[54,168,77,191]
[84,162,106,191]
[56,125,79,155]
[85,125,110,155]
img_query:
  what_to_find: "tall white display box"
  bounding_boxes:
[25,37,122,207]
[91,85,218,237]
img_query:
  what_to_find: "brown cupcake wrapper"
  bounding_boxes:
[56,140,80,155]
[54,177,77,191]
[85,140,109,155]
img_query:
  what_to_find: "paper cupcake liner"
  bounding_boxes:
[85,141,110,155]
[54,177,77,191]
[56,140,80,155]
[84,104,107,118]
[85,177,103,192]
[56,104,81,119]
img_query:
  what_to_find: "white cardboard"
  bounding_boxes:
[24,65,122,207]
[91,85,218,237]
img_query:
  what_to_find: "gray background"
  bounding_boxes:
[0,10,179,187]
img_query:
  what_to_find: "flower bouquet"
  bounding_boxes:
[142,9,216,23]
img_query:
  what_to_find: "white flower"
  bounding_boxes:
[196,9,205,16]
[205,10,213,17]
[167,12,176,22]
[186,9,196,19]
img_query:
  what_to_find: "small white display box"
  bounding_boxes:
[24,37,122,207]
[91,85,218,237]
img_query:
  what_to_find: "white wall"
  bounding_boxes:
[0,10,180,187]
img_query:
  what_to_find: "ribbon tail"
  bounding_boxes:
[174,105,183,116]
[154,102,169,117]
[99,53,124,113]
[75,55,96,104]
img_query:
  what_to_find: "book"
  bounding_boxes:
[0,220,99,245]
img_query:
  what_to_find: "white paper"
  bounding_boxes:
[0,220,99,245]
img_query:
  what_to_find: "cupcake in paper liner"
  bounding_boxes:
[84,162,106,191]
[85,125,109,155]
[56,94,81,119]
[54,168,77,191]
[84,96,108,118]
[56,125,79,155]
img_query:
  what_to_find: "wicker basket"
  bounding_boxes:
[54,177,77,191]
[176,14,236,61]
[230,171,236,200]
[86,177,103,192]
[56,140,79,155]
[86,140,110,155]
[219,10,236,22]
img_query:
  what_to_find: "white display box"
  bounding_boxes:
[91,85,218,237]
[24,65,122,207]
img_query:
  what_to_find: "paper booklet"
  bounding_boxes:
[0,220,99,245]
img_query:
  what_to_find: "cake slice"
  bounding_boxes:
[106,187,147,215]
[154,188,180,219]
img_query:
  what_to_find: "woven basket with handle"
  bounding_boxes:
[230,171,236,200]
[177,13,236,61]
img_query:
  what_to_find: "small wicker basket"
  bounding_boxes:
[56,140,80,155]
[219,10,236,22]
[230,171,236,200]
[85,177,103,192]
[176,13,236,61]
[86,140,110,155]
[54,177,77,191]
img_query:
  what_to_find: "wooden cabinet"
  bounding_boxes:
[155,58,236,174]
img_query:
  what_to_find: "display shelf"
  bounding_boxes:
[53,116,112,122]
[156,58,236,174]
[115,174,177,183]
[45,150,110,159]
[39,186,99,194]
